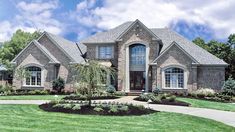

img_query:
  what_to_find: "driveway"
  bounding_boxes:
[0,96,235,127]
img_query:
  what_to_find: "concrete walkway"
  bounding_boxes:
[0,96,235,127]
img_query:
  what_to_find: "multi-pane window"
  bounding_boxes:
[25,66,41,86]
[99,46,113,59]
[130,44,146,65]
[165,68,184,88]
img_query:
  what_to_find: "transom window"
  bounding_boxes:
[130,44,146,65]
[99,46,113,59]
[25,66,41,86]
[165,67,184,88]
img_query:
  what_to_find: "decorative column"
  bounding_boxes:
[145,46,150,92]
[125,46,130,92]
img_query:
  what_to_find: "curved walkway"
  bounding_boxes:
[0,96,235,127]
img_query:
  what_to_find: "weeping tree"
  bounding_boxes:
[15,66,30,88]
[74,60,115,106]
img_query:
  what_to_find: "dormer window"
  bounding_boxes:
[98,46,113,59]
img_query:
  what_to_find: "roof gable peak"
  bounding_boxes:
[116,19,160,41]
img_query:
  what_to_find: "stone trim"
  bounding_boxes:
[125,41,150,92]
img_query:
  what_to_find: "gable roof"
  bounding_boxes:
[81,20,227,65]
[152,41,199,64]
[151,28,227,65]
[116,19,160,41]
[12,40,59,64]
[81,21,133,44]
[41,32,86,64]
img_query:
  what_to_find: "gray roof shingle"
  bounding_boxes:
[81,22,133,43]
[33,40,60,63]
[80,21,227,65]
[45,32,86,63]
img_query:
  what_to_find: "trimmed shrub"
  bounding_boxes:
[106,85,116,94]
[94,107,104,112]
[72,104,81,110]
[52,77,65,93]
[62,104,73,109]
[108,105,118,113]
[168,95,176,102]
[114,91,126,96]
[28,90,49,95]
[119,105,129,112]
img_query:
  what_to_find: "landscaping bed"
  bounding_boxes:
[63,94,120,100]
[134,93,190,106]
[39,100,156,116]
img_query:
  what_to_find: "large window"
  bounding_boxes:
[164,67,184,88]
[99,46,113,59]
[130,44,146,65]
[25,66,41,86]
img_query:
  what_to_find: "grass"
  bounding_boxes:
[0,95,66,100]
[177,97,235,112]
[0,105,234,131]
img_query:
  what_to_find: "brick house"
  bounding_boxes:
[11,19,228,93]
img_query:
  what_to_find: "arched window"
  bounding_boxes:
[164,67,184,88]
[130,44,146,65]
[25,66,41,86]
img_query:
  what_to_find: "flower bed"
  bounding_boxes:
[39,100,156,116]
[134,93,190,106]
[63,94,120,100]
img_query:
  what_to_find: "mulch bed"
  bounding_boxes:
[39,103,157,116]
[134,97,190,106]
[63,96,120,100]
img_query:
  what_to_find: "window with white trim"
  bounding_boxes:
[98,46,113,59]
[25,66,41,86]
[164,67,184,88]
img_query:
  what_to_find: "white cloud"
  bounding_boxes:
[86,0,235,40]
[0,0,63,42]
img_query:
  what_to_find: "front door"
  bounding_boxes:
[130,71,145,90]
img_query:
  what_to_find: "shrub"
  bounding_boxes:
[52,104,64,108]
[160,93,167,100]
[28,90,49,95]
[62,104,73,109]
[119,105,129,112]
[114,91,126,96]
[139,93,150,101]
[222,76,235,96]
[0,84,14,95]
[195,88,215,98]
[136,105,145,110]
[168,95,176,102]
[94,107,104,112]
[72,104,81,110]
[153,86,161,95]
[52,77,65,93]
[151,96,162,103]
[106,85,116,94]
[74,81,89,95]
[108,105,118,113]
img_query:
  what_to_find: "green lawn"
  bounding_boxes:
[0,95,65,100]
[0,105,234,131]
[177,97,235,112]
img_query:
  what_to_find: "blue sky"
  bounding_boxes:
[0,0,234,42]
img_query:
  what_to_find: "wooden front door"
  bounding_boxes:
[130,71,145,90]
